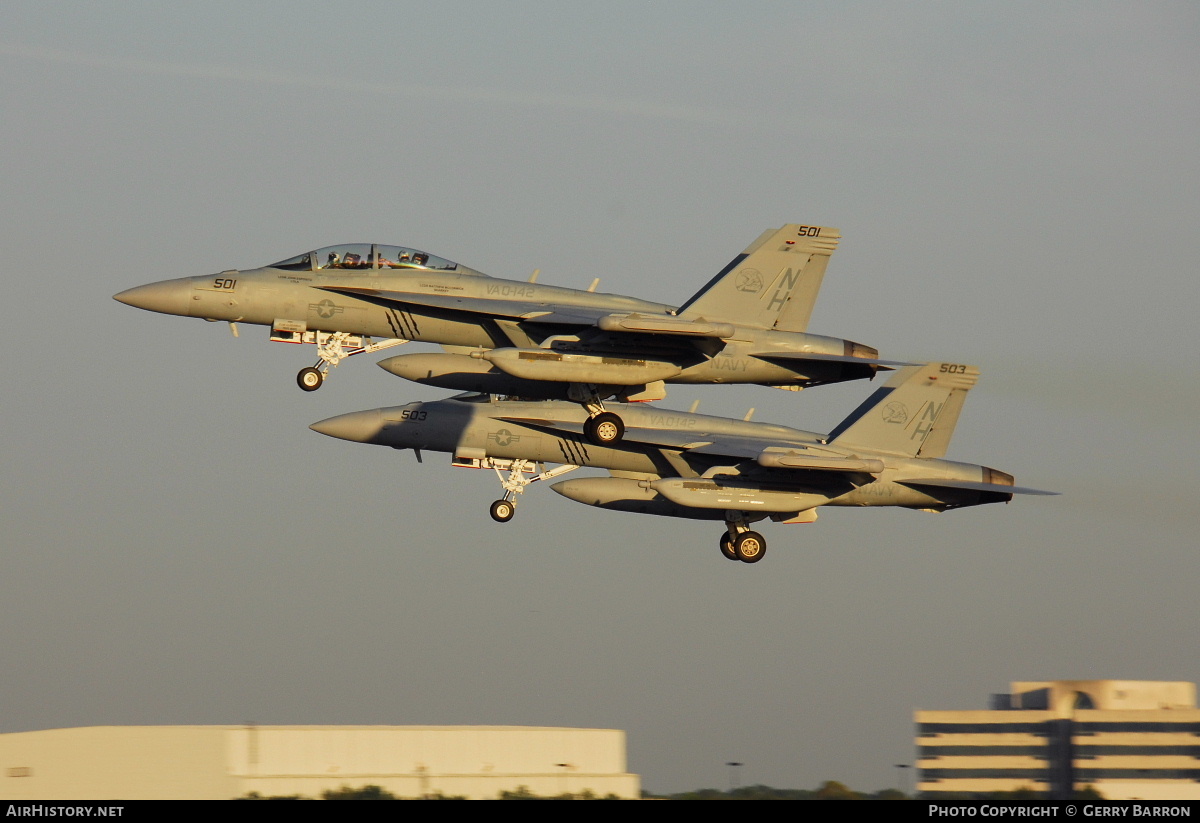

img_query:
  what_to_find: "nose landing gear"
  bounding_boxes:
[489,498,516,523]
[473,459,581,523]
[297,367,324,391]
[278,330,409,391]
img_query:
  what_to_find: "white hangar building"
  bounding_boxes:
[0,725,640,800]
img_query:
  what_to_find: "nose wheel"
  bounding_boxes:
[476,459,582,523]
[297,367,324,391]
[286,332,409,391]
[489,499,516,523]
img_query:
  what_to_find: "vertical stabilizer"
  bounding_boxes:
[676,225,840,331]
[825,362,980,457]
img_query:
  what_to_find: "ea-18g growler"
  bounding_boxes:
[310,362,1056,564]
[115,224,891,445]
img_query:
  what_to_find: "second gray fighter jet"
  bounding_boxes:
[310,362,1055,564]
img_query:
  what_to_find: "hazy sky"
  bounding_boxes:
[2,1,1197,794]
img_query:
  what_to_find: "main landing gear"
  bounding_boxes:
[570,385,626,446]
[482,459,581,523]
[284,331,409,391]
[721,520,767,564]
[583,412,624,446]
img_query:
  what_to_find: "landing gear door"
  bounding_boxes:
[271,318,307,343]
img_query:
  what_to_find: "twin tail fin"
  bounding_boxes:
[676,224,839,332]
[825,362,979,458]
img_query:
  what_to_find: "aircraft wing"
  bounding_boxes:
[753,351,914,369]
[496,415,853,466]
[494,415,718,450]
[322,287,740,339]
[318,286,600,322]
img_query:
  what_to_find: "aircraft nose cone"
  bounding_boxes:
[113,279,193,316]
[310,409,384,444]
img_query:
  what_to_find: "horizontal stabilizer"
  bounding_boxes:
[896,478,1059,496]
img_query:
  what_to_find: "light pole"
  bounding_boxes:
[726,761,743,793]
[555,763,572,797]
[894,763,911,796]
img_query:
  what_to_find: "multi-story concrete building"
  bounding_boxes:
[916,680,1200,800]
[0,725,640,800]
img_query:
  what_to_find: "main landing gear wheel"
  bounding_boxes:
[719,533,739,562]
[734,531,766,564]
[297,367,324,391]
[489,499,516,523]
[583,412,624,446]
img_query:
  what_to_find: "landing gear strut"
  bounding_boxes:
[284,330,409,391]
[477,459,581,523]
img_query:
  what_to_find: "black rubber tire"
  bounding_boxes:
[297,367,324,391]
[719,533,739,561]
[734,531,766,563]
[583,412,624,446]
[489,499,516,523]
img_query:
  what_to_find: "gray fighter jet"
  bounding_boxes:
[114,225,889,445]
[310,362,1055,564]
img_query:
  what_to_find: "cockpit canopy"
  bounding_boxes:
[270,244,482,275]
